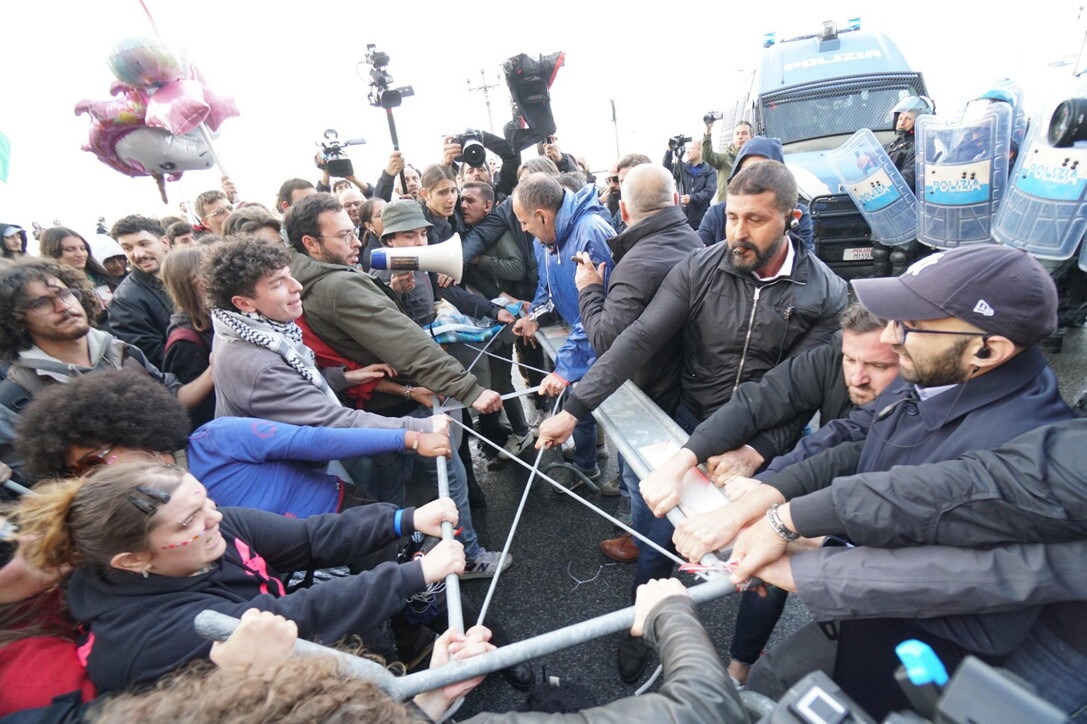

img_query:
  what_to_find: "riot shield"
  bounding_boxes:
[826,128,918,245]
[916,104,1012,248]
[992,107,1087,261]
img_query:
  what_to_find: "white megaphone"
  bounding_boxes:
[370,234,464,283]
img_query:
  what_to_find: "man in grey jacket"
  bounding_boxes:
[731,417,1087,721]
[0,261,212,482]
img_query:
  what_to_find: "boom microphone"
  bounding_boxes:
[370,235,464,283]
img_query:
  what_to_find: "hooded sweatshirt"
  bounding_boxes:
[696,137,814,250]
[67,505,425,693]
[528,185,616,382]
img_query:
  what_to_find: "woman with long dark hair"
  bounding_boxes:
[161,247,216,427]
[39,227,117,296]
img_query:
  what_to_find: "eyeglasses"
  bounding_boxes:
[342,201,364,210]
[70,445,116,475]
[23,287,82,315]
[606,176,620,184]
[202,207,231,221]
[893,320,989,346]
[318,229,360,243]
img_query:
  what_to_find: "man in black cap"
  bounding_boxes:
[657,244,1073,718]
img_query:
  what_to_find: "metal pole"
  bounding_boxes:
[433,398,464,633]
[195,576,740,701]
[385,108,408,195]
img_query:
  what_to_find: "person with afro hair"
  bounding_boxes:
[14,369,450,517]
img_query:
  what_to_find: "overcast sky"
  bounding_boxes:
[1,0,1082,241]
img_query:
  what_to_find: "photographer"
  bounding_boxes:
[703,119,753,203]
[536,134,579,174]
[662,136,717,230]
[313,138,375,199]
[374,152,422,202]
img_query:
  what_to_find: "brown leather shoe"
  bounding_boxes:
[599,533,639,562]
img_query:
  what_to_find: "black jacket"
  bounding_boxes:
[67,505,425,693]
[577,205,703,413]
[884,131,916,190]
[566,237,847,428]
[460,197,538,301]
[107,268,174,369]
[662,150,718,229]
[684,331,854,463]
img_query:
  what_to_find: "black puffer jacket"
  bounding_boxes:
[566,238,847,428]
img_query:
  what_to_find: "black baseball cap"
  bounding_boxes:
[852,245,1057,346]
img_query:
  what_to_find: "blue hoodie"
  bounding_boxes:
[696,136,814,250]
[530,185,616,381]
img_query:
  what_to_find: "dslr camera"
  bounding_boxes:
[452,130,487,167]
[668,133,693,151]
[317,129,365,177]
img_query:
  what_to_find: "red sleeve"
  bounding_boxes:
[0,637,97,715]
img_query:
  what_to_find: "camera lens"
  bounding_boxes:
[462,140,487,167]
[1048,98,1087,148]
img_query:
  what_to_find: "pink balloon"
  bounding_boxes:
[145,78,209,136]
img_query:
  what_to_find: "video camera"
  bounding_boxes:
[668,133,693,151]
[703,111,724,125]
[317,129,365,178]
[452,130,487,167]
[366,45,415,110]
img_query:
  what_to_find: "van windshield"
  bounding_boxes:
[761,77,923,145]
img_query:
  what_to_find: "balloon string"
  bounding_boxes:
[137,0,162,37]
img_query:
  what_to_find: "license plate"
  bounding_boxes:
[843,247,873,261]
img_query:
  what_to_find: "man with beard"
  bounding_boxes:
[661,245,1071,718]
[108,215,175,368]
[0,261,213,479]
[537,160,846,683]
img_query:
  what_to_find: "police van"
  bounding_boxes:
[719,20,929,278]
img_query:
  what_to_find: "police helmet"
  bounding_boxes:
[891,95,935,129]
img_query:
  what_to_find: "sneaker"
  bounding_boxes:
[461,548,513,580]
[561,438,575,461]
[573,463,601,482]
[528,407,552,436]
[501,431,534,459]
[599,476,622,496]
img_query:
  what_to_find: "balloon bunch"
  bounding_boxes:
[75,37,238,201]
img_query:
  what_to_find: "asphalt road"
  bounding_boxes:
[450,326,1085,718]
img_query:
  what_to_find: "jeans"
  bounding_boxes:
[1005,622,1087,722]
[624,402,703,602]
[571,415,598,471]
[730,587,789,664]
[368,408,480,558]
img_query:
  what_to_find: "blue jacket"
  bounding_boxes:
[773,345,1072,658]
[530,185,616,381]
[187,417,407,518]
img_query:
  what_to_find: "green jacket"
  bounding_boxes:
[290,252,486,411]
[701,133,739,204]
